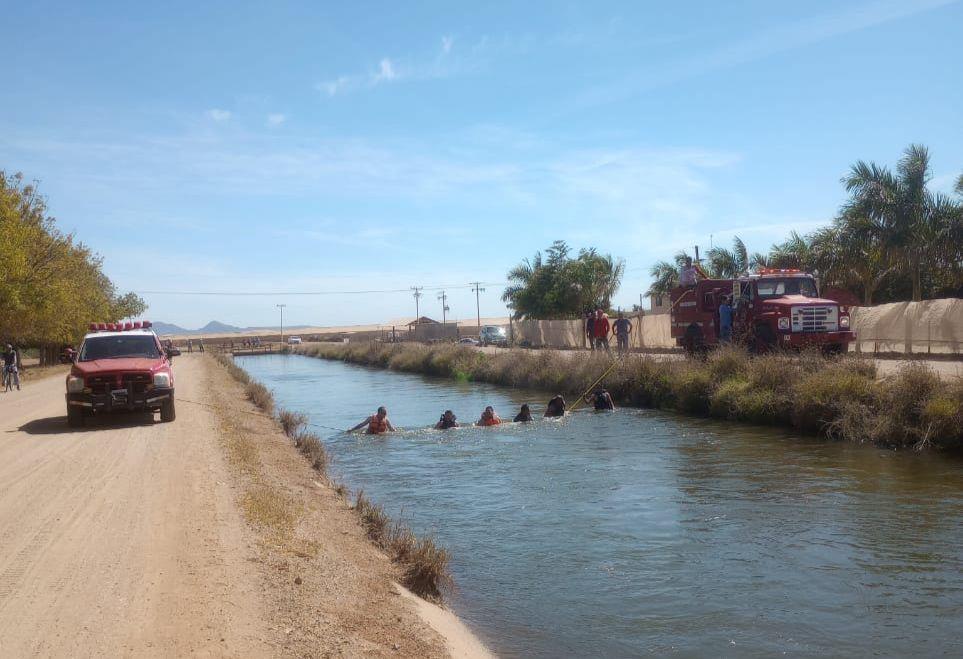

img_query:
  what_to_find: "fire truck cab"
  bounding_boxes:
[670,269,856,354]
[65,321,180,427]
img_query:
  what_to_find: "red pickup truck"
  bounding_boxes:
[65,321,180,427]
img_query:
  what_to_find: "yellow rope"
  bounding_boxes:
[569,358,621,412]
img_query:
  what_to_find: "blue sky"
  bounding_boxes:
[2,0,961,328]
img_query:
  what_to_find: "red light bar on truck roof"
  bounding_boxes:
[756,268,802,275]
[87,320,153,333]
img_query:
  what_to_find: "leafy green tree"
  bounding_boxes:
[842,144,959,301]
[0,171,146,350]
[502,240,625,319]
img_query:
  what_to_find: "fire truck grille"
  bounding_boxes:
[791,305,838,333]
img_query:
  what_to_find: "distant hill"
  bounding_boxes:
[152,320,243,335]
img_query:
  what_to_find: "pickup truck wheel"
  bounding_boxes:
[66,406,85,428]
[160,398,176,423]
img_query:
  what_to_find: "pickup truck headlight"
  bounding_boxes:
[839,316,850,328]
[777,317,790,330]
[153,372,171,388]
[67,376,85,393]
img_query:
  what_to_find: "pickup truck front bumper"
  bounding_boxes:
[66,386,174,412]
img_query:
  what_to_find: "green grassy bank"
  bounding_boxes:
[294,343,963,452]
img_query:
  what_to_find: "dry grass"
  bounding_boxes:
[242,486,298,535]
[296,342,963,451]
[355,491,452,601]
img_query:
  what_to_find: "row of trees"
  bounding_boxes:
[649,145,963,304]
[0,172,146,352]
[502,241,625,318]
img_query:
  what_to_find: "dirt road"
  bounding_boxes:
[0,357,273,656]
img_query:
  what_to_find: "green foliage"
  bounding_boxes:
[502,240,625,319]
[647,144,963,303]
[0,171,146,345]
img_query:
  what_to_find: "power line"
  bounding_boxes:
[136,283,506,296]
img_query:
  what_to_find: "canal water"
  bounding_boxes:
[236,354,963,658]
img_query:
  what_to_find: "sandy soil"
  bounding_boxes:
[0,355,491,658]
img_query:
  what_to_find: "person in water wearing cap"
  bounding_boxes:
[477,406,502,426]
[586,388,616,411]
[349,406,396,434]
[544,395,566,417]
[434,410,459,429]
[513,404,533,422]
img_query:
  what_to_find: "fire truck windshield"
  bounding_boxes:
[755,277,818,299]
[79,335,161,361]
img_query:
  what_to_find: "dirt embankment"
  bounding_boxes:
[0,355,491,657]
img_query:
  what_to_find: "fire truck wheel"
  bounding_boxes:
[821,343,844,357]
[66,406,85,428]
[683,324,704,355]
[160,398,176,423]
[753,325,775,353]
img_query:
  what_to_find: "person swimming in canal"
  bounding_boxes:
[477,406,502,426]
[435,410,459,429]
[349,406,396,434]
[513,404,533,423]
[586,388,616,411]
[544,395,566,417]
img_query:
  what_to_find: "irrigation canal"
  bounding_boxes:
[236,354,963,658]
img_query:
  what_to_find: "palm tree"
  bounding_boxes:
[646,250,692,296]
[706,237,749,278]
[842,144,957,301]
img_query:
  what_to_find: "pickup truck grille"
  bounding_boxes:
[86,373,151,394]
[791,305,838,333]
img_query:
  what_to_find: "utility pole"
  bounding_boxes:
[276,304,286,345]
[437,290,449,324]
[411,286,423,323]
[469,281,485,333]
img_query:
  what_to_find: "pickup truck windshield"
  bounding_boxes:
[79,335,161,361]
[756,277,818,299]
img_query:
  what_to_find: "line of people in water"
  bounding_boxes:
[348,388,617,434]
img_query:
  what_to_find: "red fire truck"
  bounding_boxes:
[65,321,180,427]
[669,269,856,354]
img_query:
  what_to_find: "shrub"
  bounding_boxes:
[294,431,328,472]
[244,381,274,414]
[670,364,714,415]
[277,408,307,437]
[793,365,877,433]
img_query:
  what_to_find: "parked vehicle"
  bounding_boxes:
[65,321,179,427]
[479,325,509,346]
[458,337,480,346]
[670,268,855,354]
[287,336,302,345]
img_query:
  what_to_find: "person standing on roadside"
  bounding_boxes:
[593,309,611,352]
[187,338,193,353]
[3,344,20,391]
[585,311,596,350]
[612,312,633,354]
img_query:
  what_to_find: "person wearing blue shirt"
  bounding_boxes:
[719,296,734,343]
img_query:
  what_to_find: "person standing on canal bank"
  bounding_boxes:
[350,406,396,434]
[544,395,566,417]
[719,295,733,343]
[513,404,533,422]
[612,312,632,354]
[585,311,596,350]
[593,309,611,352]
[477,406,502,426]
[187,339,193,353]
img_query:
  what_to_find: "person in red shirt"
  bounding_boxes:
[592,309,611,352]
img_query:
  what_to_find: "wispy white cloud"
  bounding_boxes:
[266,113,287,127]
[206,108,232,122]
[372,58,397,84]
[441,35,454,54]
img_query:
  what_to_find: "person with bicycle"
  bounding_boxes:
[3,344,20,391]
